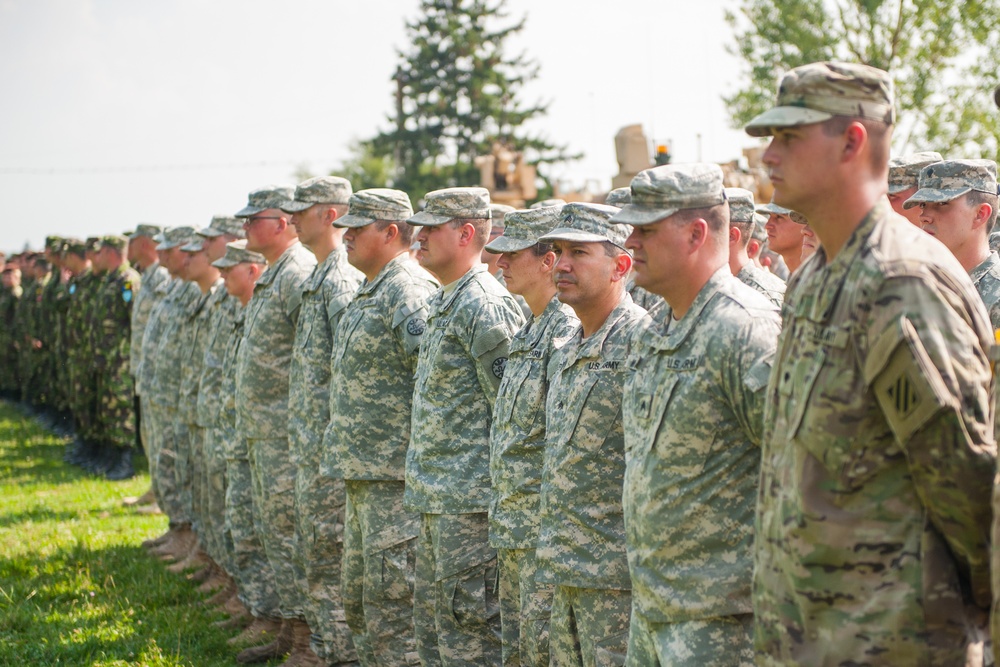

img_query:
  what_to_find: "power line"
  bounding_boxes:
[0,158,328,176]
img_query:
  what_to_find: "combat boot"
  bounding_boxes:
[228,615,283,647]
[236,618,293,664]
[142,527,173,549]
[63,439,85,464]
[124,487,156,507]
[166,546,209,573]
[276,619,322,667]
[105,447,135,481]
[205,578,237,606]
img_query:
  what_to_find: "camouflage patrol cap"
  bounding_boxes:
[540,202,630,248]
[489,203,516,227]
[180,239,205,253]
[198,215,246,239]
[745,61,895,137]
[155,226,197,251]
[85,237,102,252]
[408,187,492,226]
[530,198,568,209]
[44,236,62,252]
[611,163,726,226]
[756,198,807,224]
[234,185,296,217]
[128,224,163,241]
[725,188,767,227]
[66,239,87,256]
[605,187,632,208]
[280,176,353,213]
[485,206,564,254]
[212,239,267,268]
[903,159,999,209]
[888,152,944,194]
[101,235,128,252]
[335,188,414,228]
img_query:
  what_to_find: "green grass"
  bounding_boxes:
[0,401,253,666]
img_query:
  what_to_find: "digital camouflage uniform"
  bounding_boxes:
[536,293,645,667]
[735,263,785,308]
[971,252,1000,329]
[235,237,316,620]
[326,214,438,666]
[287,241,362,661]
[406,187,525,667]
[68,244,102,443]
[755,200,995,665]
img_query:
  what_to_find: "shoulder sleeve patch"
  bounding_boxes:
[472,322,511,358]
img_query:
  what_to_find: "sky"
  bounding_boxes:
[0,0,761,254]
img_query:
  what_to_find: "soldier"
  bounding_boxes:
[612,164,780,665]
[0,266,22,400]
[746,61,995,664]
[758,198,808,274]
[38,236,66,429]
[484,205,577,667]
[903,159,1000,327]
[726,187,785,307]
[404,186,524,666]
[887,151,943,226]
[124,224,168,505]
[191,217,246,599]
[233,185,317,664]
[325,188,438,665]
[62,240,96,464]
[90,235,142,480]
[210,241,283,644]
[608,186,664,312]
[483,202,516,277]
[534,203,646,667]
[279,176,363,666]
[73,237,105,471]
[604,187,631,209]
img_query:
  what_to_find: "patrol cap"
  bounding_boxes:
[101,235,128,252]
[903,159,999,209]
[489,203,516,226]
[611,163,726,226]
[85,237,102,252]
[756,199,807,224]
[540,202,630,248]
[725,188,767,227]
[485,206,564,254]
[212,239,267,268]
[198,215,246,239]
[745,61,895,137]
[335,188,414,228]
[605,187,631,208]
[407,187,491,226]
[530,198,567,210]
[280,176,353,213]
[235,185,296,217]
[44,236,62,252]
[155,226,197,250]
[128,224,163,241]
[66,239,87,256]
[180,239,205,253]
[888,152,944,194]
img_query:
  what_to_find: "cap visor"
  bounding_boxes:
[211,258,238,268]
[333,213,379,229]
[538,228,611,244]
[279,201,313,213]
[609,205,679,226]
[197,228,224,238]
[407,210,455,226]
[155,241,178,251]
[902,187,971,210]
[234,205,263,217]
[886,183,911,195]
[179,242,203,252]
[484,236,536,254]
[744,106,834,137]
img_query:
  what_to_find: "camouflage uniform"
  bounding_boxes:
[735,264,785,308]
[406,186,525,667]
[211,240,281,619]
[971,252,1000,329]
[326,191,437,665]
[288,243,362,661]
[536,293,645,667]
[727,187,786,308]
[0,277,22,397]
[489,295,577,667]
[235,235,317,620]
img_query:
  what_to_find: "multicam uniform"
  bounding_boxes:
[623,268,779,665]
[755,201,995,665]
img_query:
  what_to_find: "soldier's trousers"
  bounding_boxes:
[69,354,97,440]
[247,437,303,619]
[497,547,553,667]
[549,585,630,667]
[140,395,158,493]
[293,460,355,662]
[414,512,501,667]
[169,412,193,525]
[187,423,205,536]
[203,426,229,568]
[625,613,753,667]
[225,448,280,619]
[342,480,419,667]
[95,358,135,449]
[150,400,186,524]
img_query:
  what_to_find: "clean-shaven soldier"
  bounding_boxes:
[887,151,942,226]
[405,187,525,666]
[325,188,438,666]
[726,188,785,307]
[485,205,578,667]
[613,164,780,666]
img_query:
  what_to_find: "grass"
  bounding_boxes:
[0,400,254,666]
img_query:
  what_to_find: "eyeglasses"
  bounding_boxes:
[244,215,282,225]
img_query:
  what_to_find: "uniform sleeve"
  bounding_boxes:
[281,270,308,328]
[725,313,780,447]
[467,301,522,409]
[863,275,995,608]
[391,300,430,374]
[325,281,356,335]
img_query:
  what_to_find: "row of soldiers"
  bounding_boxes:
[0,236,140,480]
[6,59,1000,667]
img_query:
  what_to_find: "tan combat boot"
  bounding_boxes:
[276,619,323,667]
[123,487,156,506]
[228,615,282,647]
[235,617,293,663]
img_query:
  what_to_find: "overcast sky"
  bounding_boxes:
[0,0,760,253]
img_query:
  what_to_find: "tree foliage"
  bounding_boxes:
[369,0,577,201]
[725,0,1000,160]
